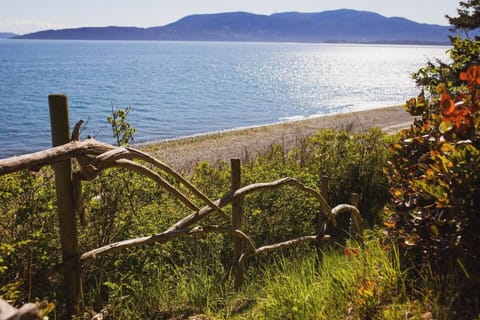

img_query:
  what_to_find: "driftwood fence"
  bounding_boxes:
[0,95,364,318]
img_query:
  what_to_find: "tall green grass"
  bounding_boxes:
[247,240,403,319]
[100,234,455,319]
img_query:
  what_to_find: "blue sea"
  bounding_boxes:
[0,40,449,158]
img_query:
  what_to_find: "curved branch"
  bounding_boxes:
[107,159,200,213]
[80,225,256,261]
[167,177,335,232]
[331,204,363,238]
[0,139,113,175]
[238,235,317,266]
[234,177,334,225]
[125,147,224,215]
[72,120,84,141]
[89,146,226,221]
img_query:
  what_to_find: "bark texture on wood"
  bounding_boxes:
[49,95,83,317]
[231,159,244,290]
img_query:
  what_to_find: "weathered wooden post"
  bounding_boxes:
[350,192,360,241]
[316,175,329,257]
[351,193,359,208]
[320,176,329,205]
[231,158,244,290]
[48,95,83,317]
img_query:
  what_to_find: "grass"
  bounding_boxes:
[244,236,418,320]
[99,232,448,319]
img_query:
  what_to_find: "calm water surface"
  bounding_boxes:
[0,40,449,157]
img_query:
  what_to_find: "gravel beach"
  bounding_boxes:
[139,105,414,172]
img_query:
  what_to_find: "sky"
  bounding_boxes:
[0,0,461,35]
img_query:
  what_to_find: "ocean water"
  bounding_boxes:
[0,40,448,158]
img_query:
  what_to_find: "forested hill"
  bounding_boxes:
[14,9,452,44]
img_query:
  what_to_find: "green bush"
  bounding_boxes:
[385,65,480,318]
[302,128,394,227]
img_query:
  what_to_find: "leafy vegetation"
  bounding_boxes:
[385,65,480,318]
[447,0,480,35]
[412,36,480,95]
[0,118,394,318]
[385,9,480,314]
[2,82,478,319]
[2,3,480,317]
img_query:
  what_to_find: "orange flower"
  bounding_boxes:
[440,93,456,115]
[439,87,475,133]
[459,65,480,85]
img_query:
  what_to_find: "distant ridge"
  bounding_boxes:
[14,9,453,44]
[0,32,17,39]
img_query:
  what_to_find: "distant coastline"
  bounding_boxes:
[5,38,451,46]
[11,9,454,45]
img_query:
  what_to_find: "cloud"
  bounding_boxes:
[0,19,66,35]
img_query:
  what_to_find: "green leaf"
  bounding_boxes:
[439,120,453,133]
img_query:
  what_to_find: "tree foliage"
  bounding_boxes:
[447,0,480,34]
[412,36,480,95]
[107,105,136,146]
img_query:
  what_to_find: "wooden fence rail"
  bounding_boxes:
[0,95,364,319]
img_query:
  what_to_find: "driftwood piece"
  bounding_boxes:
[0,299,41,320]
[231,159,244,289]
[111,158,200,212]
[80,201,357,262]
[126,147,224,214]
[167,177,334,232]
[231,177,335,225]
[80,225,256,260]
[0,139,112,175]
[0,138,226,221]
[330,204,364,243]
[238,235,318,265]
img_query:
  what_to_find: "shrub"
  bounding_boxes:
[385,65,480,317]
[302,128,394,227]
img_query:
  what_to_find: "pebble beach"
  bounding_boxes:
[140,105,415,172]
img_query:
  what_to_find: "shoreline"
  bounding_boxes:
[139,105,414,172]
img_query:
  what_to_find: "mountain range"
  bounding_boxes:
[12,9,454,44]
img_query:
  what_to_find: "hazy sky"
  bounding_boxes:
[1,0,460,34]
